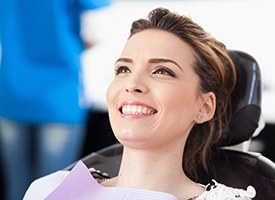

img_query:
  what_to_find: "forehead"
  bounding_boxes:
[120,29,195,67]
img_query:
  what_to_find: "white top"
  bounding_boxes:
[23,161,256,200]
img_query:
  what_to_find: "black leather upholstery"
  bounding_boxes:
[209,149,275,199]
[221,50,262,146]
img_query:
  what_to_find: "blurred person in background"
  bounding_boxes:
[0,0,111,200]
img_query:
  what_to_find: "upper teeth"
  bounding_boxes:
[122,105,156,115]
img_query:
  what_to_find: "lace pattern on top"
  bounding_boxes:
[193,180,256,200]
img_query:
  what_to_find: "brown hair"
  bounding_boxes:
[129,8,237,180]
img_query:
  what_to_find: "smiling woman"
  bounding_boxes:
[23,8,256,200]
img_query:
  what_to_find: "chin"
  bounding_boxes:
[114,130,151,147]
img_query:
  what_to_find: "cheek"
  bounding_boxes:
[106,81,122,127]
[106,81,118,105]
[106,83,118,130]
[158,85,198,117]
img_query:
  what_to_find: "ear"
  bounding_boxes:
[195,92,216,124]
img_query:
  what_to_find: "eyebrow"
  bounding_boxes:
[148,58,183,71]
[115,57,183,71]
[115,58,133,64]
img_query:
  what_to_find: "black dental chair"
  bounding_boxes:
[66,50,275,199]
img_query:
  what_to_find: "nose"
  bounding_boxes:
[126,87,143,93]
[125,76,149,94]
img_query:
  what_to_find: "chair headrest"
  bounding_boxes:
[219,50,262,146]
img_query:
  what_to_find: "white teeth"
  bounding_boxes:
[121,105,156,115]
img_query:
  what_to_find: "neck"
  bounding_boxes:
[115,143,190,192]
[102,139,204,199]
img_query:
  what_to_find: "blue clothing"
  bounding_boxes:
[0,1,111,200]
[0,0,111,124]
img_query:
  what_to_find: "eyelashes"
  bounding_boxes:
[115,66,131,75]
[152,67,177,77]
[114,65,177,78]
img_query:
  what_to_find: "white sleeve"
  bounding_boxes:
[23,170,70,200]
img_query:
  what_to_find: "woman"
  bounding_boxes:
[23,8,256,200]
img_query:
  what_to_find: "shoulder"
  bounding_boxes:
[195,180,256,200]
[23,170,69,200]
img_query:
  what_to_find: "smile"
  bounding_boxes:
[120,105,157,115]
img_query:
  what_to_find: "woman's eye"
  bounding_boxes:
[153,67,176,77]
[115,66,131,75]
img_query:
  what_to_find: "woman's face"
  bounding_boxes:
[106,29,205,150]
